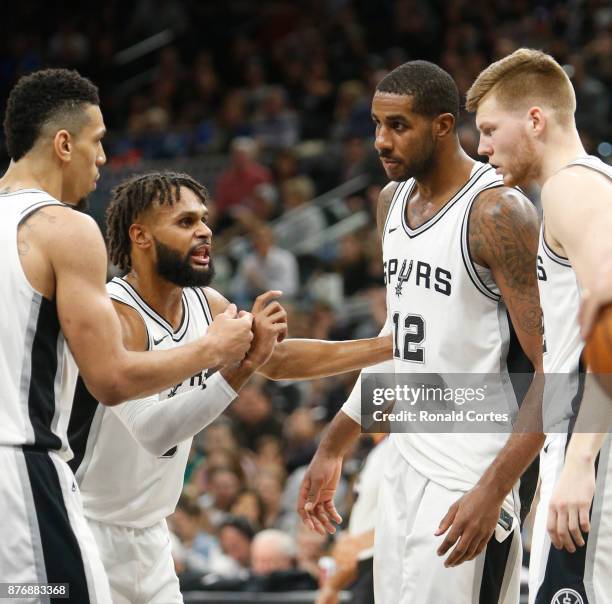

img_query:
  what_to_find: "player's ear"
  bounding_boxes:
[53,130,72,163]
[129,223,153,251]
[434,113,455,138]
[527,107,546,136]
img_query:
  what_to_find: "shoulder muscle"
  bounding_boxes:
[112,300,148,351]
[376,181,401,239]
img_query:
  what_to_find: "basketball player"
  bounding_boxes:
[70,171,394,604]
[467,48,612,604]
[298,61,545,603]
[0,70,253,601]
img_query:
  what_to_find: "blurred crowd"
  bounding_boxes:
[2,0,611,596]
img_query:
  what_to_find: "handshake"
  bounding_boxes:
[206,290,288,369]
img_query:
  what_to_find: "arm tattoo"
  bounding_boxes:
[470,188,543,337]
[17,209,57,257]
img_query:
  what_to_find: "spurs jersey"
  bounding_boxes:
[68,277,214,528]
[0,189,78,457]
[537,155,612,431]
[383,162,528,517]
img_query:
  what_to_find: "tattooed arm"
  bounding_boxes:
[469,187,543,365]
[436,187,545,566]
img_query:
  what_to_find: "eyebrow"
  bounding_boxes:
[175,208,208,219]
[372,113,409,121]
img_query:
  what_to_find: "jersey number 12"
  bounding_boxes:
[392,312,425,363]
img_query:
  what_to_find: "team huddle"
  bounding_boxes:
[1,48,611,604]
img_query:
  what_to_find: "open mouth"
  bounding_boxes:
[190,244,210,266]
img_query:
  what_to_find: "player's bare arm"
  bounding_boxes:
[436,186,545,566]
[204,287,393,380]
[542,167,612,336]
[297,183,399,535]
[34,206,253,404]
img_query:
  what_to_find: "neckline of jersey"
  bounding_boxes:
[114,277,189,339]
[400,162,492,238]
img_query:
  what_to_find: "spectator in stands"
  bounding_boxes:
[283,407,318,474]
[169,493,237,576]
[252,85,299,150]
[229,379,284,451]
[251,529,296,575]
[231,224,299,305]
[219,516,256,571]
[230,490,266,530]
[199,466,244,528]
[275,175,326,251]
[255,468,286,529]
[214,137,272,218]
[296,522,329,582]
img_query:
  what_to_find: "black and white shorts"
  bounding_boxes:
[529,434,612,604]
[0,446,112,603]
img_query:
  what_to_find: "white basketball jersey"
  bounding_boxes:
[69,277,214,528]
[383,163,524,513]
[0,190,78,458]
[537,155,612,431]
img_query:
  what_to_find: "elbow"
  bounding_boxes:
[85,375,131,407]
[139,439,169,458]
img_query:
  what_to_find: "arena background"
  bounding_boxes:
[3,1,610,602]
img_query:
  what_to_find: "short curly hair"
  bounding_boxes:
[376,61,459,121]
[106,172,210,272]
[4,68,100,161]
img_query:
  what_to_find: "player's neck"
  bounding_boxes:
[0,155,64,201]
[124,269,184,330]
[413,146,474,202]
[539,127,586,186]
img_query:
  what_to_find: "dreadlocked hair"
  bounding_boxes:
[106,171,210,271]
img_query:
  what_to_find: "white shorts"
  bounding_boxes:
[0,446,112,604]
[87,517,182,604]
[529,433,612,604]
[374,441,522,604]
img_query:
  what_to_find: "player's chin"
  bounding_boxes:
[500,171,518,188]
[383,164,406,182]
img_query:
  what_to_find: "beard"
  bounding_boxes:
[154,238,215,287]
[500,135,541,188]
[382,134,437,182]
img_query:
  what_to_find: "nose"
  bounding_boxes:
[477,136,492,158]
[374,125,392,153]
[197,221,213,240]
[97,143,107,166]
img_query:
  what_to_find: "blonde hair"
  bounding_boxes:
[466,48,576,124]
